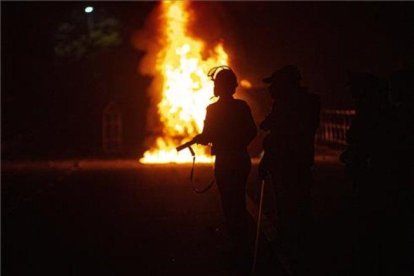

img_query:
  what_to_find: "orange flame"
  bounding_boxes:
[140,1,229,163]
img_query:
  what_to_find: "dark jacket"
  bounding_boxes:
[197,98,257,155]
[261,90,320,167]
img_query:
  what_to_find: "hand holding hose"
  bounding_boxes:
[176,140,196,153]
[175,135,215,194]
[176,134,209,153]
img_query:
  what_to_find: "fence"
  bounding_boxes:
[316,109,355,148]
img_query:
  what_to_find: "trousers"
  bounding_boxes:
[215,152,251,255]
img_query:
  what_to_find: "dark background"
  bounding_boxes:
[2,1,413,159]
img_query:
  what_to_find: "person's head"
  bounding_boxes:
[208,66,238,98]
[263,65,302,100]
[389,67,414,106]
[347,71,389,109]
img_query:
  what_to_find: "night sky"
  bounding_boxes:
[2,1,413,158]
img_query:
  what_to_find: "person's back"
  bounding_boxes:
[259,65,318,274]
[388,66,414,276]
[341,72,390,186]
[203,98,256,155]
[262,87,320,168]
[193,66,257,272]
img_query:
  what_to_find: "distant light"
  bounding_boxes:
[240,79,252,89]
[84,6,94,13]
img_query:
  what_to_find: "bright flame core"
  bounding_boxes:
[140,1,229,163]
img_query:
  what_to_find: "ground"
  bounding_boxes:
[3,150,357,276]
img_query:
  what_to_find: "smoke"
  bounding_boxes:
[131,3,164,148]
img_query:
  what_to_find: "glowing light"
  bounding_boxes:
[240,79,252,89]
[140,1,229,164]
[84,6,94,13]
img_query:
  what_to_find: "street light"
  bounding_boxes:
[84,6,94,32]
[84,6,94,13]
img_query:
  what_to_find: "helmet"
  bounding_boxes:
[263,65,301,85]
[389,68,414,104]
[346,71,386,100]
[208,66,238,97]
[263,65,302,99]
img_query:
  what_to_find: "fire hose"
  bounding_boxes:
[177,141,286,275]
[176,140,215,194]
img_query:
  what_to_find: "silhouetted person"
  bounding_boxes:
[340,72,390,189]
[259,65,320,274]
[388,67,414,276]
[341,70,414,276]
[340,72,389,275]
[193,66,257,271]
[389,67,414,186]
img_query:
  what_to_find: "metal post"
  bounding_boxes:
[251,177,266,275]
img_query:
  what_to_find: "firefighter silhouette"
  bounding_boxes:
[259,65,320,273]
[342,70,414,276]
[193,66,257,269]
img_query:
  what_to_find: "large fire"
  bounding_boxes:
[139,1,229,163]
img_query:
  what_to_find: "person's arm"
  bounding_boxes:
[259,103,276,131]
[309,94,321,133]
[244,104,258,145]
[259,102,291,134]
[193,106,213,145]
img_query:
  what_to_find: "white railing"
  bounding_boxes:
[316,109,355,147]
